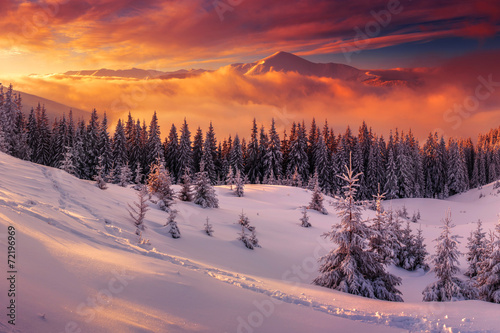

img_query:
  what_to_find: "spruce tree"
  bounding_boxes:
[147,158,174,211]
[234,168,244,197]
[238,225,254,250]
[128,187,149,239]
[368,188,393,264]
[204,217,214,236]
[178,169,193,202]
[300,207,311,228]
[477,220,500,303]
[384,149,398,199]
[423,210,473,301]
[59,146,76,176]
[308,171,327,214]
[118,163,132,187]
[465,220,487,278]
[165,209,181,239]
[313,159,403,301]
[193,162,219,208]
[94,155,108,190]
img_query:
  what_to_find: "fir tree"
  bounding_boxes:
[384,149,398,199]
[465,220,487,278]
[477,219,500,303]
[226,165,235,189]
[178,169,193,202]
[423,210,474,301]
[94,155,108,190]
[128,187,149,238]
[133,162,144,190]
[147,158,174,211]
[178,118,193,176]
[234,168,245,197]
[146,111,163,175]
[300,207,311,228]
[368,188,393,264]
[308,171,327,214]
[204,217,214,236]
[263,118,282,181]
[118,163,132,187]
[193,162,219,208]
[59,146,76,176]
[313,159,403,301]
[238,225,254,250]
[165,209,181,239]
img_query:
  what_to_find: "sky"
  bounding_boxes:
[1,0,500,140]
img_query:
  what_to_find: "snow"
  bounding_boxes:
[0,152,499,333]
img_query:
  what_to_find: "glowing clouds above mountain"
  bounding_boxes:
[11,54,500,141]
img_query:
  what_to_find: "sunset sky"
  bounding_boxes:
[1,0,500,139]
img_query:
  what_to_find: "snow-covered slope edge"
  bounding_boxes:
[0,152,498,333]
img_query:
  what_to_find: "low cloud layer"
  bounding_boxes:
[5,51,498,142]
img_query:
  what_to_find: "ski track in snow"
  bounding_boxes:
[0,166,493,333]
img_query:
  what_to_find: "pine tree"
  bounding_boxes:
[308,171,327,214]
[112,119,128,170]
[477,219,500,303]
[128,187,149,238]
[118,163,132,187]
[204,217,214,236]
[147,158,174,211]
[238,225,254,250]
[289,166,302,187]
[368,188,393,264]
[165,209,181,239]
[234,168,244,197]
[193,127,204,173]
[249,228,260,248]
[226,165,235,189]
[423,210,473,301]
[94,155,108,190]
[133,162,144,189]
[178,169,193,202]
[201,123,218,184]
[246,118,261,183]
[59,146,76,176]
[300,207,311,228]
[146,111,163,175]
[263,118,283,181]
[413,226,430,271]
[229,134,244,175]
[165,123,180,182]
[384,149,398,199]
[193,162,219,208]
[287,122,309,183]
[465,220,487,278]
[178,118,193,177]
[313,159,403,301]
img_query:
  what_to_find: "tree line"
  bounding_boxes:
[0,83,499,199]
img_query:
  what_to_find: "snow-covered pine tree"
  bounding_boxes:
[263,118,282,182]
[59,146,76,176]
[147,158,174,211]
[465,220,487,279]
[313,158,403,302]
[112,119,128,170]
[234,168,244,197]
[413,225,430,271]
[249,228,260,248]
[477,219,500,303]
[423,210,474,301]
[237,210,253,231]
[165,123,180,182]
[245,119,261,184]
[368,188,393,264]
[226,165,235,189]
[132,162,144,190]
[308,171,327,214]
[178,118,194,177]
[201,123,218,184]
[384,149,398,199]
[300,207,311,228]
[313,135,332,194]
[118,163,132,187]
[94,155,108,190]
[193,161,219,208]
[290,166,302,187]
[178,169,193,202]
[146,111,163,175]
[165,209,181,239]
[204,217,214,236]
[128,186,149,239]
[238,225,254,250]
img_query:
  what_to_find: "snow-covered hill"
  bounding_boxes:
[0,152,499,333]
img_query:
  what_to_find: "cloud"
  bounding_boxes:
[1,0,498,73]
[5,51,499,142]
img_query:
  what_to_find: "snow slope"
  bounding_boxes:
[0,152,499,333]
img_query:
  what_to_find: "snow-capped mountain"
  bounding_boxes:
[231,51,369,81]
[52,52,419,86]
